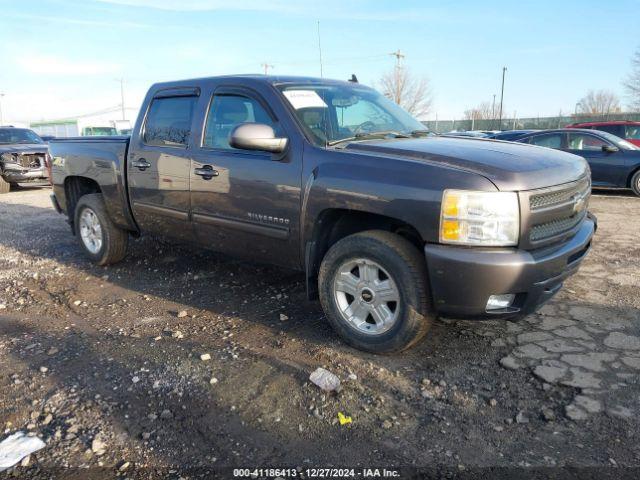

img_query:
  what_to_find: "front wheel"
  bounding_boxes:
[318,230,433,353]
[74,193,128,265]
[631,170,640,197]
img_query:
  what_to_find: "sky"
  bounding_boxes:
[0,0,638,125]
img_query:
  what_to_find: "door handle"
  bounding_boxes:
[131,158,151,171]
[194,165,219,180]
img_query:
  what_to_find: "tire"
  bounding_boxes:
[74,193,128,266]
[318,230,433,353]
[631,170,640,197]
[0,176,10,194]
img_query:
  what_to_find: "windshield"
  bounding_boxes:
[597,130,638,150]
[277,83,427,146]
[83,127,118,136]
[0,128,44,145]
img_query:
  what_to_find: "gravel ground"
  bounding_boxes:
[0,186,639,478]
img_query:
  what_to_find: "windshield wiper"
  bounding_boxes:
[327,130,411,147]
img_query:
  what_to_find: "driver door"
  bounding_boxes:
[189,87,302,269]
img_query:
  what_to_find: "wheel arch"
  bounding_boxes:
[627,165,640,190]
[304,208,425,300]
[64,176,102,233]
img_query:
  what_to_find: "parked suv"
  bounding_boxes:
[0,127,50,193]
[567,121,640,147]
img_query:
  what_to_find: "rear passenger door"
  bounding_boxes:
[566,132,626,187]
[189,87,302,269]
[128,88,199,240]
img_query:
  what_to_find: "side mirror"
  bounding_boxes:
[229,123,288,153]
[602,144,619,153]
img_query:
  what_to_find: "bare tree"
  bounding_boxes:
[576,89,621,115]
[463,101,496,121]
[624,46,640,111]
[379,67,433,118]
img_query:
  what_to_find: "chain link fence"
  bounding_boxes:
[422,112,640,134]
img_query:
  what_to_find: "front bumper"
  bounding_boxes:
[424,213,596,319]
[1,166,47,183]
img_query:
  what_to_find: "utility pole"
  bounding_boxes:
[389,49,405,104]
[390,49,405,68]
[115,78,125,120]
[0,93,4,125]
[261,62,274,75]
[317,21,324,78]
[498,67,507,130]
[491,94,497,129]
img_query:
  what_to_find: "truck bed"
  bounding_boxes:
[49,136,137,232]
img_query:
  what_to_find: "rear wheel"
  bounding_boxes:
[318,230,433,353]
[0,176,10,194]
[74,193,128,265]
[631,170,640,197]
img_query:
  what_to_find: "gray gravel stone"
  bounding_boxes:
[565,404,588,421]
[573,395,602,414]
[517,332,554,344]
[533,360,568,383]
[513,344,554,359]
[607,405,633,420]
[561,368,602,389]
[560,353,617,372]
[621,357,640,369]
[537,339,584,353]
[603,332,640,351]
[500,356,521,370]
[538,317,577,331]
[553,326,593,340]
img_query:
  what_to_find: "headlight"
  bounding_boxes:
[1,152,14,162]
[439,190,519,246]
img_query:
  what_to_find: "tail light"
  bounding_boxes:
[45,152,53,185]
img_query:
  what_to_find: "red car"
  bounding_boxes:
[567,121,640,147]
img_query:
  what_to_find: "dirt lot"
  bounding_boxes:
[1,186,639,478]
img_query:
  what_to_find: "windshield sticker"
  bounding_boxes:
[283,90,328,110]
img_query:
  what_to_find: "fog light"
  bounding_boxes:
[486,294,516,311]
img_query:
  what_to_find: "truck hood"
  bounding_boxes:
[0,144,48,156]
[344,136,588,191]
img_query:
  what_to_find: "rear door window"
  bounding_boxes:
[568,133,610,151]
[528,133,563,149]
[143,95,198,147]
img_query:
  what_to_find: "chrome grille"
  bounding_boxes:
[530,211,587,242]
[529,176,590,211]
[520,174,591,249]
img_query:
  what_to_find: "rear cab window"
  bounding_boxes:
[143,95,198,147]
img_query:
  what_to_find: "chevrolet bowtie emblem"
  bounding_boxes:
[573,193,586,214]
